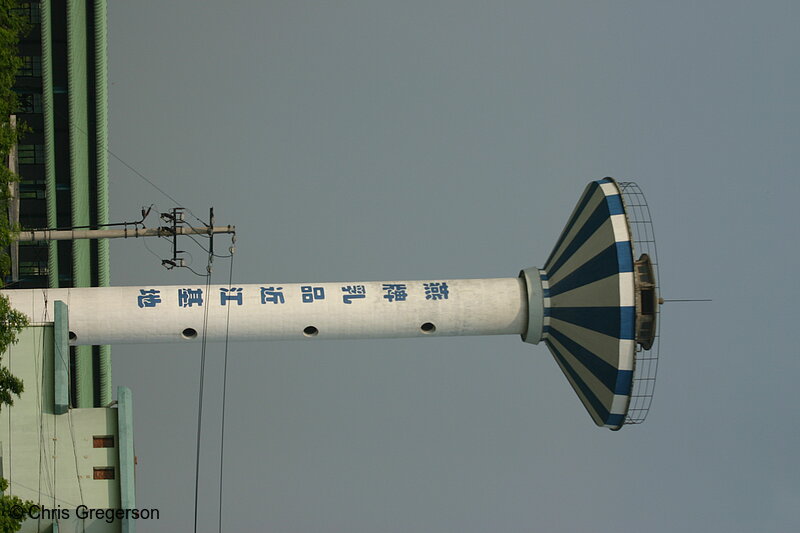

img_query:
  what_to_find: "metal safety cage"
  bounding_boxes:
[618,181,661,425]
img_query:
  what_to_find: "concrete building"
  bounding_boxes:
[1,304,136,533]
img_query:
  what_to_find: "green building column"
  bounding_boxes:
[41,0,59,288]
[67,0,93,407]
[94,0,112,406]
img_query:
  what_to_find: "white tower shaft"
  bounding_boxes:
[4,278,528,345]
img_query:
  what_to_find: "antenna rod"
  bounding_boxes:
[661,298,712,302]
[14,225,236,242]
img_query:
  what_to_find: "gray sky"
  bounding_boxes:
[106,1,799,531]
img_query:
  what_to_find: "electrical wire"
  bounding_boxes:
[144,207,234,272]
[35,301,57,516]
[145,236,202,277]
[150,206,233,258]
[66,412,86,530]
[20,206,154,233]
[218,243,235,532]
[141,234,166,263]
[140,225,210,277]
[48,103,209,228]
[43,93,241,531]
[106,149,209,227]
[193,254,213,533]
[183,232,234,259]
[184,265,210,278]
[23,82,239,533]
[3,479,81,508]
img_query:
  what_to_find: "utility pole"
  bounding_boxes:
[15,225,236,241]
[15,207,235,270]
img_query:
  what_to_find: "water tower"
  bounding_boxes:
[4,177,661,429]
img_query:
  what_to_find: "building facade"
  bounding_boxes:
[11,0,112,409]
[3,2,135,531]
[0,310,136,533]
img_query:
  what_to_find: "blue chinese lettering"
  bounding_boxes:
[137,289,162,308]
[423,282,449,300]
[178,288,204,307]
[301,286,325,303]
[382,284,408,302]
[260,286,285,304]
[341,285,366,304]
[220,287,244,306]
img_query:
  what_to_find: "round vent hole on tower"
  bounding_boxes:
[182,328,198,340]
[420,322,436,334]
[303,326,319,337]
[68,331,77,342]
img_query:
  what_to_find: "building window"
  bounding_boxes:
[93,467,115,480]
[16,93,42,114]
[18,144,44,165]
[19,186,46,200]
[19,261,48,277]
[93,436,115,448]
[19,56,42,77]
[13,3,41,24]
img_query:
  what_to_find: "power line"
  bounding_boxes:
[106,151,185,213]
[47,102,209,228]
[183,232,234,259]
[137,207,233,275]
[193,254,213,533]
[141,235,166,264]
[218,243,235,532]
[21,205,154,233]
[184,264,211,278]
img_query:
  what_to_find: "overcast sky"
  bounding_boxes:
[106,2,799,532]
